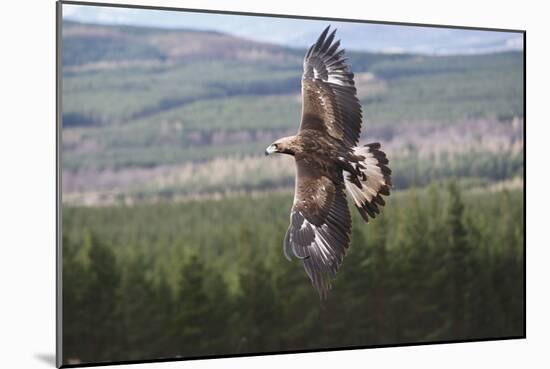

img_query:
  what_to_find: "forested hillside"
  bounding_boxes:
[62,184,524,364]
[61,21,524,205]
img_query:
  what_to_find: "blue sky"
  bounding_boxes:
[62,3,523,55]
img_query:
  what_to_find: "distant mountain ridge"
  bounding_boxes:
[63,8,523,55]
[62,20,302,68]
[62,20,428,71]
[285,24,523,55]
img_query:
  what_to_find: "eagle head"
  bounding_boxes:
[265,136,297,156]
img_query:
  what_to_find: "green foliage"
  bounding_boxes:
[134,95,301,133]
[391,150,524,189]
[62,185,524,364]
[62,61,300,125]
[63,232,121,362]
[365,52,524,125]
[171,255,211,356]
[63,35,166,67]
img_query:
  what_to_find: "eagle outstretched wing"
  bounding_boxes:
[300,26,363,149]
[281,26,390,298]
[284,158,351,299]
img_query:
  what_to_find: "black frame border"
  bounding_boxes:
[55,1,527,367]
[56,1,63,367]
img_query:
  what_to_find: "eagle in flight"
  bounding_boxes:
[265,26,392,298]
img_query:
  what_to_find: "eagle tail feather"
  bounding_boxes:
[344,143,392,222]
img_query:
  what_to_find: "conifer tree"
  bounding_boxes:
[445,182,472,338]
[80,233,121,362]
[172,254,209,357]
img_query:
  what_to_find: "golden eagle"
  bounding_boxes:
[265,26,392,298]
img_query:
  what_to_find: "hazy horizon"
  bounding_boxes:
[62,3,523,56]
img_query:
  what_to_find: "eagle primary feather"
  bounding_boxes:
[265,26,392,298]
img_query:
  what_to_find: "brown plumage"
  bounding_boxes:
[265,26,392,299]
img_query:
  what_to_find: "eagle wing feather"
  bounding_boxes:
[284,158,351,298]
[300,26,363,149]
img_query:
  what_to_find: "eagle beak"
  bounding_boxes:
[265,144,277,156]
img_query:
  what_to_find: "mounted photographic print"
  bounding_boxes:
[57,1,525,367]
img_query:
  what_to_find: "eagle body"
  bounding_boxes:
[265,26,392,298]
[279,130,347,172]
